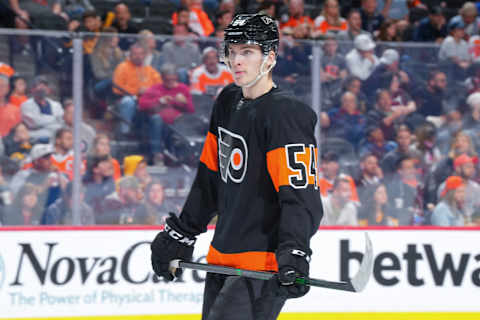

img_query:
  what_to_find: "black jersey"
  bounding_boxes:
[179,84,323,272]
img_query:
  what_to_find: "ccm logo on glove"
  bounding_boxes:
[165,224,196,246]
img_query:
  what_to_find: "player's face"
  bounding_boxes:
[227,44,265,86]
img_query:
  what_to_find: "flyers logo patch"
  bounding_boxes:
[218,127,248,183]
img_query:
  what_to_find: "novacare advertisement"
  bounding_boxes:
[0,228,479,318]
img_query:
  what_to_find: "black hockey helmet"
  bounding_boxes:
[223,14,279,60]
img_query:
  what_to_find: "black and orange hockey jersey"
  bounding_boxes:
[179,84,323,272]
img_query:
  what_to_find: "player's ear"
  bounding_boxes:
[266,50,276,68]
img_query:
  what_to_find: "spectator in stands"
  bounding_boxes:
[424,130,476,211]
[468,36,480,64]
[431,175,465,226]
[448,2,480,38]
[123,155,152,192]
[437,154,480,223]
[359,124,397,160]
[436,107,464,155]
[161,23,202,81]
[0,75,21,139]
[345,34,379,80]
[358,183,398,226]
[97,176,151,225]
[280,0,313,31]
[112,43,162,137]
[320,175,358,226]
[215,10,233,30]
[312,0,347,37]
[319,151,359,202]
[112,2,138,51]
[8,75,28,108]
[3,183,42,225]
[320,91,366,147]
[386,155,422,225]
[62,99,96,155]
[412,70,448,123]
[42,181,94,225]
[389,73,417,118]
[79,10,101,54]
[319,33,347,108]
[340,76,368,112]
[376,19,402,41]
[410,123,441,176]
[21,75,64,142]
[9,144,64,211]
[91,133,121,181]
[83,154,115,213]
[3,123,32,165]
[337,9,369,46]
[8,0,68,30]
[51,128,74,180]
[355,153,383,202]
[360,0,392,34]
[464,63,480,93]
[138,63,194,166]
[190,47,234,96]
[413,6,447,43]
[381,124,420,178]
[138,29,164,73]
[145,179,170,224]
[363,49,411,103]
[438,20,471,79]
[172,0,214,37]
[90,27,124,110]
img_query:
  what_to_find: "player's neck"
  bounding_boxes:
[242,76,273,100]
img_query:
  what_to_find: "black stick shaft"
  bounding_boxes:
[178,261,355,292]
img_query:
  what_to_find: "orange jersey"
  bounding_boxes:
[313,16,348,34]
[113,60,162,96]
[0,102,21,137]
[280,16,313,30]
[81,157,121,181]
[51,152,75,180]
[319,175,359,202]
[9,94,28,108]
[172,8,214,36]
[190,64,234,95]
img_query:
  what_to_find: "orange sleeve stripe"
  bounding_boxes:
[267,146,317,192]
[206,245,278,272]
[200,132,218,172]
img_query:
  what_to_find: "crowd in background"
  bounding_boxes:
[1,0,480,227]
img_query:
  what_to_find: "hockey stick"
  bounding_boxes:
[170,233,373,293]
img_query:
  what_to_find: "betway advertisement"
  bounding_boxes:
[0,227,479,318]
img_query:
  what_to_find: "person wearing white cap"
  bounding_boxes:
[8,143,66,215]
[345,33,379,80]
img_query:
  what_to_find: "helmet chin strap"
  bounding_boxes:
[227,55,276,89]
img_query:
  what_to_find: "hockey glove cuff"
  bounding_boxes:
[151,213,196,281]
[275,249,311,299]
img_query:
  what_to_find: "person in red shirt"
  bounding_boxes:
[8,75,28,108]
[0,75,21,138]
[139,63,194,166]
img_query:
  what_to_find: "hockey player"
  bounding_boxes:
[151,13,323,319]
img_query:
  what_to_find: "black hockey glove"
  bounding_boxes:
[151,213,196,281]
[275,249,310,299]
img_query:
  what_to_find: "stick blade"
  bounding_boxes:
[350,233,374,292]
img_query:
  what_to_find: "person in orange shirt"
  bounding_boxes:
[190,47,234,96]
[312,0,348,37]
[112,43,162,136]
[91,133,122,181]
[171,0,214,36]
[8,75,28,108]
[0,75,21,138]
[51,128,75,180]
[280,0,313,31]
[318,151,359,202]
